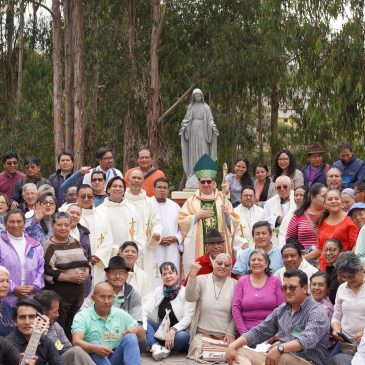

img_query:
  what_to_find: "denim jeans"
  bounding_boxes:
[146,320,190,353]
[90,333,141,365]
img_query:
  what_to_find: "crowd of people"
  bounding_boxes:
[0,140,364,365]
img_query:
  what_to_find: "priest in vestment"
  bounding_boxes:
[151,177,183,284]
[178,154,239,277]
[121,170,162,283]
[77,184,116,287]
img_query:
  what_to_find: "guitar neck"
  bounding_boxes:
[20,332,42,365]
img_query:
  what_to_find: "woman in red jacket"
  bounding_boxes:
[306,189,358,270]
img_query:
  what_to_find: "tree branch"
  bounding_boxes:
[29,0,55,19]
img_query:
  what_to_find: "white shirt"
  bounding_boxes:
[8,233,27,285]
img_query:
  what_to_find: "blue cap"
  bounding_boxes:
[347,202,365,217]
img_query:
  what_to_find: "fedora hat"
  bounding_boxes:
[104,256,131,272]
[307,142,325,155]
[204,229,225,244]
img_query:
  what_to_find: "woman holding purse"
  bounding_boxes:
[143,261,195,361]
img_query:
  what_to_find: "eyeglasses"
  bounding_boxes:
[155,186,169,190]
[0,201,7,205]
[241,194,254,198]
[216,261,231,268]
[108,271,127,277]
[5,161,17,165]
[101,156,113,161]
[91,178,104,182]
[42,201,55,206]
[78,194,94,200]
[276,185,289,190]
[281,285,299,292]
[67,192,77,196]
[324,248,337,253]
[200,180,213,185]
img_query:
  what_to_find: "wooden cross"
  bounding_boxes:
[98,233,105,247]
[129,218,136,241]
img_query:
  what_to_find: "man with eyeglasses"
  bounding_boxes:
[263,175,296,246]
[124,148,166,197]
[233,186,265,254]
[0,151,25,200]
[80,256,143,325]
[82,146,123,187]
[90,171,108,207]
[225,269,329,365]
[150,178,183,281]
[179,154,239,278]
[77,184,114,287]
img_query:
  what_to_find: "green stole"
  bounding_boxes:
[200,200,218,249]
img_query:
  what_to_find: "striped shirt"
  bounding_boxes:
[44,238,90,284]
[244,297,329,365]
[286,213,318,249]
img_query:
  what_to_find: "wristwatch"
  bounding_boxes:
[277,344,285,354]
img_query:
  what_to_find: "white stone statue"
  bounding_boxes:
[179,88,219,188]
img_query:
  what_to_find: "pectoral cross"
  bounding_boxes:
[129,218,136,241]
[98,233,105,248]
[154,263,160,279]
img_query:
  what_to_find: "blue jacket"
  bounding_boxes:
[332,154,365,188]
[302,161,329,187]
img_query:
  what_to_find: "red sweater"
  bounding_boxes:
[317,216,359,270]
[183,253,237,285]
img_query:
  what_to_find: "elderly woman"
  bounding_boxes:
[232,249,284,335]
[272,149,304,188]
[44,211,90,339]
[0,193,9,231]
[274,239,318,284]
[253,163,275,208]
[0,266,13,335]
[0,209,44,307]
[331,252,365,356]
[118,241,154,306]
[66,203,92,296]
[18,183,38,213]
[225,158,254,208]
[186,253,237,362]
[287,183,327,251]
[323,238,343,304]
[306,189,358,270]
[25,192,58,246]
[341,188,356,212]
[144,262,195,360]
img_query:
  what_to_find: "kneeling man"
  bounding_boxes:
[225,269,329,365]
[72,282,144,365]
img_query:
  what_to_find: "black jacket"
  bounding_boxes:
[0,336,20,365]
[7,329,65,365]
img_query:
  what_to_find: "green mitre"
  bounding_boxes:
[194,154,218,180]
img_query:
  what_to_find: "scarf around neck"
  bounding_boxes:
[163,280,181,301]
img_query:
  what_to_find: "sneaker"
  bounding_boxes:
[151,344,170,361]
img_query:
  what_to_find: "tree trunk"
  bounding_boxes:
[30,2,38,50]
[146,0,167,168]
[52,0,64,159]
[4,0,14,134]
[270,84,279,171]
[73,0,85,169]
[16,0,25,107]
[63,0,74,151]
[257,94,264,162]
[123,0,140,171]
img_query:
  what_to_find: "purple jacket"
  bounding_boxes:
[0,231,45,306]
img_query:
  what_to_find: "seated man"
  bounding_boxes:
[225,269,329,365]
[7,298,64,365]
[34,290,95,365]
[232,221,283,277]
[184,228,237,284]
[72,282,144,365]
[80,256,143,325]
[326,167,343,190]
